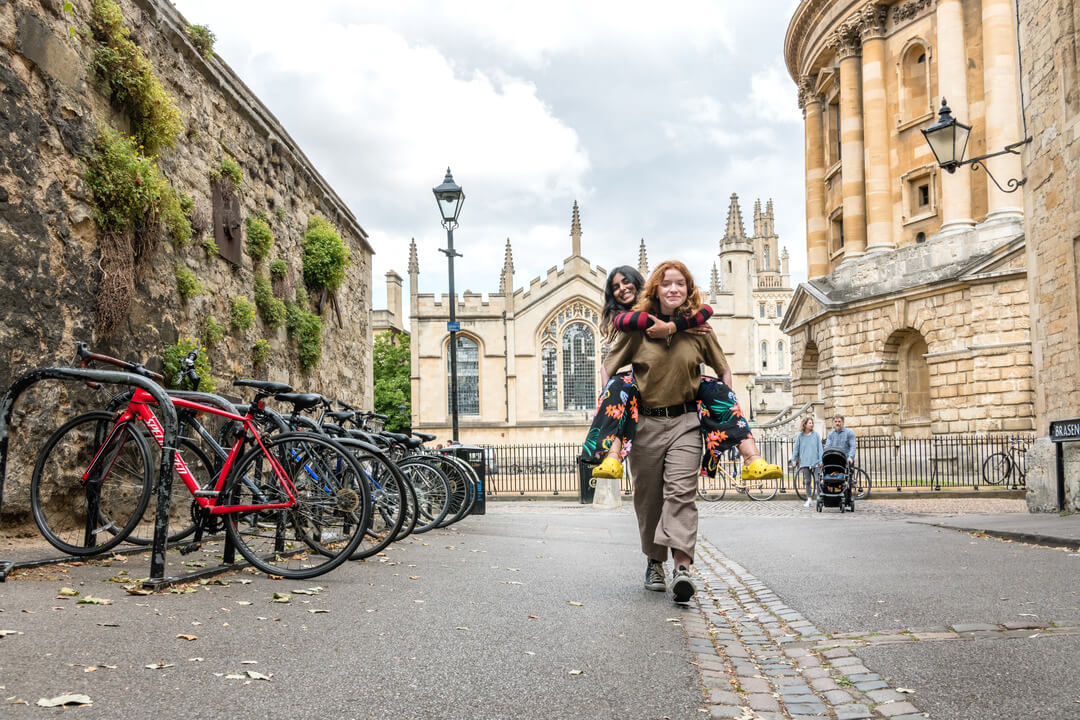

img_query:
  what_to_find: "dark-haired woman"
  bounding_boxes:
[580,266,713,479]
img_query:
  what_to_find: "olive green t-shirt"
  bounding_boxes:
[602,331,729,410]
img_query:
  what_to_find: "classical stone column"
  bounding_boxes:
[834,25,868,260]
[800,77,830,278]
[936,0,975,234]
[859,4,895,253]
[980,0,1024,223]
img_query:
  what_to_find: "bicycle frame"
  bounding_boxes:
[107,388,297,514]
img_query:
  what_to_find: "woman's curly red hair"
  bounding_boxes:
[632,260,702,319]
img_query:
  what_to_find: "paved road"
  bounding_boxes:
[0,500,1077,719]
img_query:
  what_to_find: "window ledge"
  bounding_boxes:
[824,160,842,182]
[897,111,935,133]
[902,210,937,227]
[829,247,845,261]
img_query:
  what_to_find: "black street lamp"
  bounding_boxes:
[922,98,1030,193]
[433,168,465,442]
[745,379,755,422]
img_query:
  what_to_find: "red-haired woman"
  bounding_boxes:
[603,260,777,602]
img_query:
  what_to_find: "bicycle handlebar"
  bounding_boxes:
[74,341,165,383]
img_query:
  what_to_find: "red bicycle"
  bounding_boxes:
[29,346,372,579]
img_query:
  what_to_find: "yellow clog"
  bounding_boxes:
[591,456,624,479]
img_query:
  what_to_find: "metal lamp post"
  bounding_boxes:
[433,168,465,442]
[745,380,755,422]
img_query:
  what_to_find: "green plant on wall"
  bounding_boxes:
[83,126,191,245]
[209,155,242,191]
[201,315,223,348]
[185,24,215,59]
[253,273,286,328]
[302,216,350,294]
[269,259,287,279]
[89,0,182,155]
[286,290,322,371]
[202,236,219,256]
[175,264,202,301]
[231,296,255,331]
[246,213,274,262]
[161,338,216,393]
[252,338,271,367]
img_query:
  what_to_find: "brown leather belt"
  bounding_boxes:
[642,400,697,418]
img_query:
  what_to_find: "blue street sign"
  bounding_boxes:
[447,321,461,332]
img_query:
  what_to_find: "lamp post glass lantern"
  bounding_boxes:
[921,98,971,173]
[745,381,755,421]
[434,168,465,441]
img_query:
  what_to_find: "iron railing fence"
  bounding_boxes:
[480,434,1034,496]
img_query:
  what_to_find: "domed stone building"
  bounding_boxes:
[782,0,1035,436]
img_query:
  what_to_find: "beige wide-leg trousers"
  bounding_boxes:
[629,412,701,563]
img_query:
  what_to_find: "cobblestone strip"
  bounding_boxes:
[688,537,930,720]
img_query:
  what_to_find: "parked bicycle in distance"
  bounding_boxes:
[698,455,779,501]
[981,438,1027,486]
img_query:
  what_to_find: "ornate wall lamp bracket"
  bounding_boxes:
[965,137,1033,193]
[922,98,1031,193]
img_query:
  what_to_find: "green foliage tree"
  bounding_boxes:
[372,332,411,432]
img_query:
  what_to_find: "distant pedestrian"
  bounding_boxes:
[824,414,856,465]
[791,417,822,507]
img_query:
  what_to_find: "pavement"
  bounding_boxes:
[0,496,1076,719]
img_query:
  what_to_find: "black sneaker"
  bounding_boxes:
[670,565,696,603]
[644,560,666,591]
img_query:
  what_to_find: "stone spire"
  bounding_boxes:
[637,238,649,277]
[765,199,775,237]
[408,238,419,276]
[722,193,746,245]
[499,238,515,294]
[753,199,763,237]
[570,200,582,257]
[710,262,721,298]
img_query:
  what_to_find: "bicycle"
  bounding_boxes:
[30,344,373,579]
[698,455,778,501]
[981,439,1027,486]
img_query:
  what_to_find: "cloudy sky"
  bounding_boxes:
[171,1,807,324]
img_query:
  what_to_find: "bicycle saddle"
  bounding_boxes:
[414,432,436,442]
[325,410,354,422]
[386,432,411,443]
[274,392,322,411]
[234,379,293,394]
[320,422,346,436]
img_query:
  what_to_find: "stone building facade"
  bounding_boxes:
[1016,0,1080,511]
[399,200,793,447]
[782,0,1035,437]
[0,0,373,518]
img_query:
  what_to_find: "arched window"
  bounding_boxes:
[446,336,479,415]
[541,343,558,411]
[562,323,595,410]
[761,341,768,371]
[900,42,930,122]
[764,244,770,268]
[777,341,785,371]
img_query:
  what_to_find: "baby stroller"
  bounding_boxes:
[816,446,854,513]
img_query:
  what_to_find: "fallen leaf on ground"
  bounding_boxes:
[241,660,258,665]
[896,688,915,694]
[237,601,252,606]
[307,609,329,614]
[145,662,174,670]
[77,597,112,605]
[246,670,271,680]
[36,694,91,707]
[568,669,584,675]
[567,601,583,607]
[57,587,79,597]
[124,585,153,596]
[527,615,538,619]
[291,587,323,596]
[0,630,21,637]
[456,626,469,631]
[270,593,290,603]
[176,634,198,641]
[95,622,119,628]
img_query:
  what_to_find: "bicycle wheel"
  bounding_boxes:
[393,474,419,542]
[347,445,408,560]
[436,454,477,527]
[981,452,1011,485]
[223,433,370,579]
[697,470,726,501]
[850,466,871,499]
[744,473,779,501]
[398,458,451,534]
[792,467,806,500]
[30,412,153,556]
[125,437,214,545]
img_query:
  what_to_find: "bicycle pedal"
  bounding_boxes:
[179,542,202,555]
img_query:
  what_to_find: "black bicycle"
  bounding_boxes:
[981,439,1027,486]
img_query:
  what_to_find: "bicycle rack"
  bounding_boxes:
[0,367,178,583]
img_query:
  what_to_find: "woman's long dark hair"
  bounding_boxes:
[601,265,644,340]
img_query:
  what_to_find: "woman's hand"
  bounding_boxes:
[645,316,676,339]
[687,323,714,336]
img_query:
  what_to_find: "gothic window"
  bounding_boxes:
[727,260,732,273]
[446,336,480,415]
[761,341,768,371]
[777,341,784,371]
[541,343,558,411]
[562,323,595,411]
[764,244,770,268]
[759,304,765,319]
[777,302,784,317]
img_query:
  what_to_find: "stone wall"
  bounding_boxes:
[0,0,373,521]
[1017,0,1080,511]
